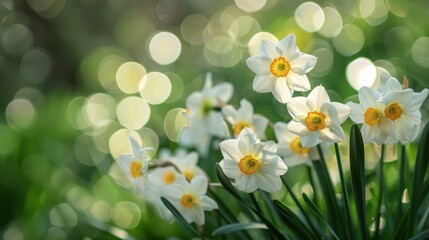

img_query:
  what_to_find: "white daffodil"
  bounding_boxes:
[274,122,313,167]
[117,136,152,193]
[246,34,317,103]
[144,166,188,221]
[382,87,428,144]
[222,98,268,139]
[219,128,288,193]
[159,148,206,182]
[163,176,218,225]
[179,73,232,155]
[287,85,351,148]
[346,87,393,144]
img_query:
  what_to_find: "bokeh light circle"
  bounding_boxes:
[180,14,208,45]
[346,57,377,90]
[319,7,343,38]
[1,24,33,56]
[412,37,429,68]
[112,201,141,229]
[148,32,181,65]
[20,49,51,84]
[295,2,325,33]
[332,24,365,56]
[116,61,146,94]
[164,108,187,142]
[109,129,141,159]
[116,96,151,129]
[6,98,37,129]
[139,72,171,105]
[248,32,278,56]
[234,0,267,13]
[84,93,116,128]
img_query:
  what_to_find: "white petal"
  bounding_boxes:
[190,176,208,196]
[246,55,269,74]
[286,120,310,136]
[277,34,297,57]
[202,73,213,92]
[117,154,133,177]
[262,141,277,155]
[272,79,292,103]
[319,124,344,142]
[253,115,269,139]
[128,136,141,158]
[260,39,279,57]
[286,72,311,92]
[307,86,330,111]
[412,88,429,107]
[222,105,238,124]
[219,139,242,162]
[238,99,254,121]
[300,133,321,148]
[331,102,351,124]
[260,155,288,176]
[256,174,282,192]
[212,82,234,103]
[219,159,241,179]
[236,175,258,193]
[190,206,205,225]
[200,196,218,210]
[359,87,380,107]
[284,155,309,167]
[186,92,204,113]
[346,102,364,123]
[290,53,317,74]
[238,128,259,154]
[253,73,276,93]
[163,184,184,201]
[287,97,310,120]
[207,113,228,137]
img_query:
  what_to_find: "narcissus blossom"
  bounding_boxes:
[222,98,268,139]
[163,176,218,225]
[246,34,317,103]
[219,128,288,193]
[179,73,232,155]
[117,136,153,193]
[347,87,392,144]
[159,148,206,182]
[287,86,351,148]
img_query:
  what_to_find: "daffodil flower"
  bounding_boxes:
[179,73,232,155]
[286,86,351,148]
[347,87,393,144]
[219,128,288,193]
[117,136,153,193]
[163,176,218,225]
[159,148,206,182]
[222,98,268,139]
[246,34,317,103]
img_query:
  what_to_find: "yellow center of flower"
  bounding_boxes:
[182,170,194,182]
[233,121,250,135]
[238,155,260,175]
[200,98,213,116]
[384,103,403,121]
[270,57,291,77]
[304,111,327,131]
[290,137,310,155]
[180,194,196,208]
[163,171,176,184]
[130,161,142,179]
[364,108,382,126]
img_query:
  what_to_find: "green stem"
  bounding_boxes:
[307,165,318,207]
[334,143,355,240]
[398,145,406,215]
[375,144,385,239]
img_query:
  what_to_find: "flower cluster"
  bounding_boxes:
[113,33,429,234]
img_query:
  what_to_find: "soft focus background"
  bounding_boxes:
[1,0,429,239]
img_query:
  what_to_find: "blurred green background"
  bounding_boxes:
[0,0,429,239]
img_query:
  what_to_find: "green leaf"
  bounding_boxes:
[349,124,369,240]
[160,197,204,238]
[212,223,268,236]
[215,163,244,202]
[215,164,286,240]
[409,122,429,235]
[408,228,429,240]
[273,200,317,240]
[302,193,340,240]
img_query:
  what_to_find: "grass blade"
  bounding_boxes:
[349,124,369,240]
[302,193,340,240]
[161,197,204,238]
[273,200,317,240]
[212,223,268,236]
[409,122,429,235]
